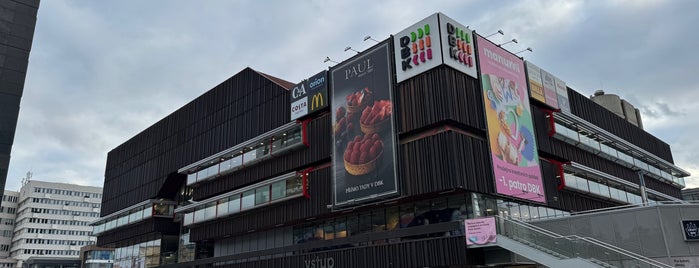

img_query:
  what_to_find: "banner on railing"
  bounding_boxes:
[464,217,497,245]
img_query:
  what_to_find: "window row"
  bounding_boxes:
[33,187,102,199]
[21,249,80,256]
[184,123,305,186]
[24,228,92,236]
[31,197,101,208]
[28,208,99,217]
[563,172,657,205]
[182,174,305,226]
[1,195,17,203]
[24,238,91,246]
[0,207,16,214]
[113,237,178,268]
[92,202,174,235]
[26,218,91,226]
[554,122,685,187]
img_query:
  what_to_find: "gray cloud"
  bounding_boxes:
[7,0,699,190]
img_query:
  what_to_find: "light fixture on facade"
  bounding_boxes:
[485,29,504,38]
[323,57,338,64]
[498,38,518,47]
[363,35,379,43]
[344,46,360,54]
[515,47,533,55]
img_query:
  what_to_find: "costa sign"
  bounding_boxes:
[290,71,328,121]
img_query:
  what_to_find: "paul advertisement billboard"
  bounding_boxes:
[476,35,545,203]
[331,43,398,207]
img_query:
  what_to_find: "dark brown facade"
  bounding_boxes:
[98,35,685,267]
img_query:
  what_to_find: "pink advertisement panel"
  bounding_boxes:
[476,35,545,203]
[465,217,497,245]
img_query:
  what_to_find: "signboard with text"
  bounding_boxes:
[331,43,398,207]
[465,217,497,245]
[476,35,545,203]
[393,13,477,83]
[290,71,328,121]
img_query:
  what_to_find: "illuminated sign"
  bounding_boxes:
[393,13,477,83]
[290,71,328,121]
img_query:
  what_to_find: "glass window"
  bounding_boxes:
[323,221,335,240]
[230,153,243,170]
[217,198,230,217]
[530,206,540,220]
[357,212,372,234]
[206,165,219,179]
[183,212,194,225]
[256,142,271,159]
[400,204,415,228]
[117,214,128,226]
[228,195,240,214]
[271,181,286,201]
[196,169,208,182]
[187,173,197,185]
[241,190,255,210]
[335,221,347,239]
[598,183,610,198]
[129,209,143,223]
[193,207,206,223]
[243,149,257,165]
[588,180,601,196]
[372,210,386,232]
[386,207,399,230]
[143,205,153,217]
[255,186,270,205]
[286,176,303,196]
[153,204,172,216]
[204,203,216,221]
[219,159,233,174]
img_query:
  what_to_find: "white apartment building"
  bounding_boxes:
[0,191,19,268]
[9,180,102,267]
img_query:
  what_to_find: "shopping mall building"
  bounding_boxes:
[91,13,693,267]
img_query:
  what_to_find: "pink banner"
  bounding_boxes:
[476,35,545,203]
[465,217,497,245]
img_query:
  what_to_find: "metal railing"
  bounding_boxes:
[496,215,671,268]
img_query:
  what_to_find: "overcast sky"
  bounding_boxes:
[7,0,699,191]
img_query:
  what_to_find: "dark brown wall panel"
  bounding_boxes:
[103,68,292,216]
[567,89,674,162]
[399,131,493,197]
[396,66,485,134]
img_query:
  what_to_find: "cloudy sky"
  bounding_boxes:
[6,0,699,191]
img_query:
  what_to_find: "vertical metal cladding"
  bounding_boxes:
[331,43,399,207]
[102,68,292,216]
[567,90,674,162]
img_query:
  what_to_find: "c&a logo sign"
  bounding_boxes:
[398,24,433,71]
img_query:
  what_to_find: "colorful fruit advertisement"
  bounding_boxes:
[465,217,497,245]
[331,43,398,207]
[476,35,546,203]
[525,61,545,104]
[394,13,441,83]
